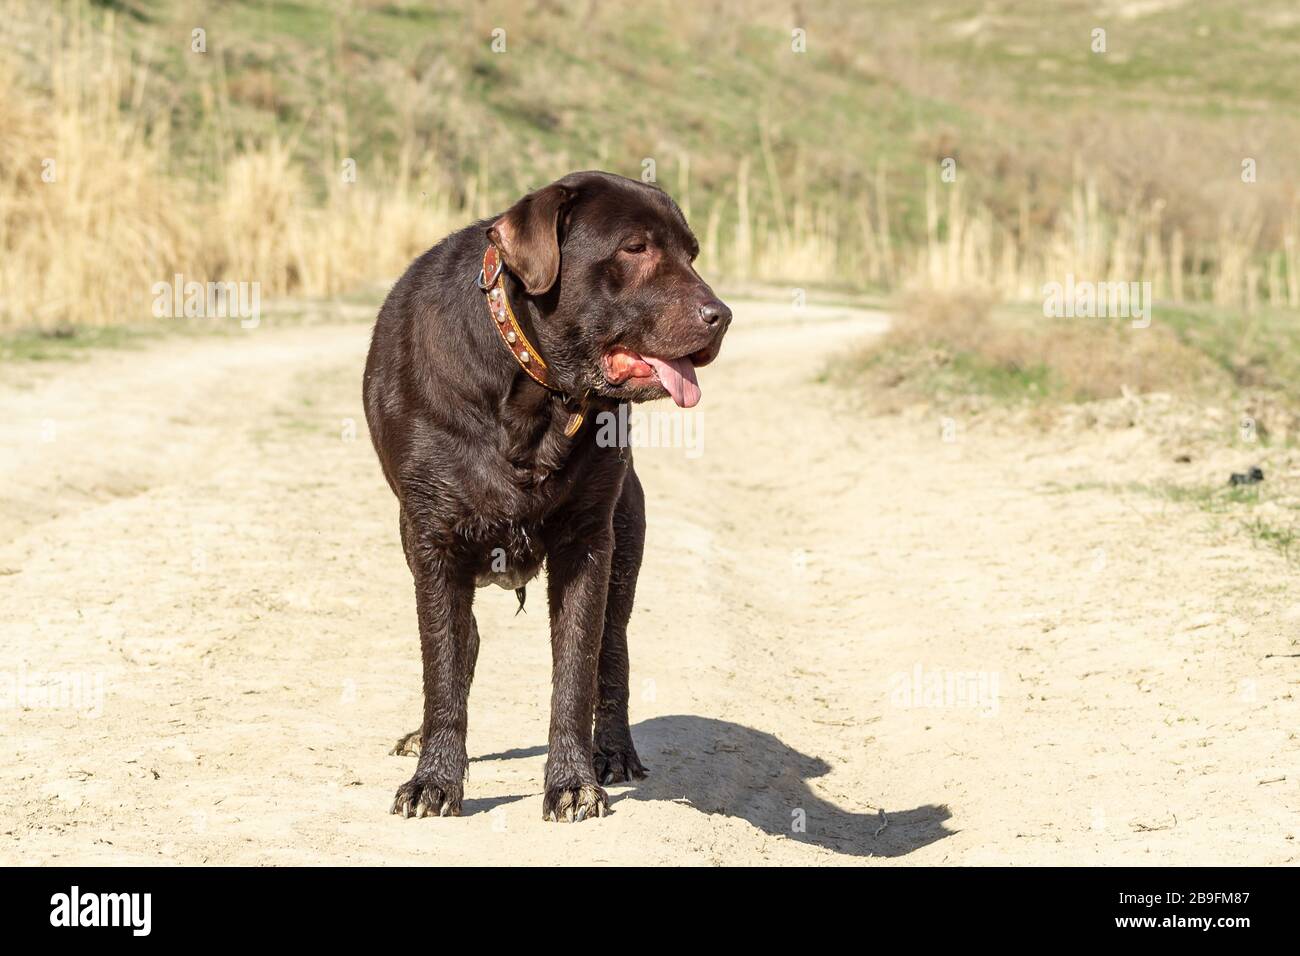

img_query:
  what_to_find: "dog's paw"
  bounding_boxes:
[390,773,462,819]
[593,745,648,785]
[388,729,422,757]
[542,784,608,822]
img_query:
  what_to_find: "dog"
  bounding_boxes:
[362,171,731,821]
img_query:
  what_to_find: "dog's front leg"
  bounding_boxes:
[391,536,475,819]
[542,521,614,822]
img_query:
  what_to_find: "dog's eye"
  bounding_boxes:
[622,241,648,254]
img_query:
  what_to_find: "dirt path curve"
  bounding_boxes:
[2,297,1296,865]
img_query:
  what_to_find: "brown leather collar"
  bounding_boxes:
[478,245,588,437]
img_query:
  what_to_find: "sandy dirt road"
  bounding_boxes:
[1,296,1297,865]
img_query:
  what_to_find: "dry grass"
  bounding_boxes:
[841,290,1227,407]
[0,5,844,331]
[899,172,1300,310]
[0,5,474,330]
[5,0,1300,332]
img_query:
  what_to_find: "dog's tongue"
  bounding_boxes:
[644,356,701,408]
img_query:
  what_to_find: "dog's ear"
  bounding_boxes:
[487,183,574,295]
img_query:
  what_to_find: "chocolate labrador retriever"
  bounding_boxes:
[362,171,730,821]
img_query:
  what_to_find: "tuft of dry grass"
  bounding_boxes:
[838,290,1228,408]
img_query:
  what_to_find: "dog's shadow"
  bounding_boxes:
[477,715,953,858]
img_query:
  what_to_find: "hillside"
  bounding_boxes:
[3,0,1299,328]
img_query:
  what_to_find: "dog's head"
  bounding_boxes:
[487,170,730,408]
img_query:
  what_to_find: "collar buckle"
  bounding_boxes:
[477,245,504,291]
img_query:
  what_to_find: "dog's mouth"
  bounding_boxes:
[602,347,709,408]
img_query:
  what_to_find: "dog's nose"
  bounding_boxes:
[699,299,731,327]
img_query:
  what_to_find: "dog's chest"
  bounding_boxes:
[461,475,571,590]
[471,518,546,590]
[465,425,622,591]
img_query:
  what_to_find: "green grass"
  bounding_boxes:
[0,300,374,365]
[1243,518,1298,560]
[938,352,1056,402]
[192,0,930,202]
[899,1,1300,115]
[844,343,1058,404]
[1138,480,1264,514]
[0,324,166,362]
[1062,478,1300,564]
[11,0,1300,343]
[835,291,1300,422]
[50,0,1300,253]
[830,289,1266,410]
[1159,304,1300,396]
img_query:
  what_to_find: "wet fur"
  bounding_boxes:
[362,171,730,820]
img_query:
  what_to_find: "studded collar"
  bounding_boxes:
[478,245,589,437]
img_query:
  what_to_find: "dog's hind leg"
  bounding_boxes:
[390,509,425,757]
[592,466,649,785]
[390,729,422,757]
